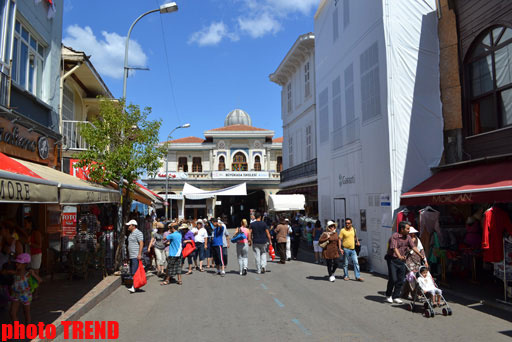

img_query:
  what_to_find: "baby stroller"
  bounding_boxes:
[405,259,453,318]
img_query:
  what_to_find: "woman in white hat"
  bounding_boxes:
[318,221,342,282]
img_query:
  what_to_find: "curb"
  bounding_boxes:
[32,276,121,342]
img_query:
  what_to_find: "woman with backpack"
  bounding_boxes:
[234,219,250,276]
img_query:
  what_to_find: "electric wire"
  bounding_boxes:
[154,0,182,124]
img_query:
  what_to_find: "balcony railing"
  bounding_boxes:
[62,120,96,150]
[280,158,317,183]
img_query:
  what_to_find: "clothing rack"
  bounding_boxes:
[496,237,512,306]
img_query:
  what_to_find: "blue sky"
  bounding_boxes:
[62,0,319,142]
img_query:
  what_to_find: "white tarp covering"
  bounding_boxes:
[268,194,305,212]
[384,0,444,207]
[182,182,247,200]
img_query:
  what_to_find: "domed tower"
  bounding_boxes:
[224,109,252,127]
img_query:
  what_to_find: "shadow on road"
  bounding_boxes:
[306,275,328,281]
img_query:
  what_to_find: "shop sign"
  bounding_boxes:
[0,177,58,203]
[0,125,37,153]
[157,171,188,179]
[70,159,91,180]
[338,174,356,187]
[380,194,391,207]
[432,193,472,204]
[61,206,77,238]
[212,171,269,179]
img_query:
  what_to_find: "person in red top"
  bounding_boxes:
[385,221,427,304]
[482,206,512,263]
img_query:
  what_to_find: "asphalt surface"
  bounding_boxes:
[56,234,512,342]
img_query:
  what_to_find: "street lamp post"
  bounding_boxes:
[117,2,178,260]
[165,123,190,221]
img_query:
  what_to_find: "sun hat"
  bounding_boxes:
[409,227,419,234]
[178,224,189,230]
[125,219,138,226]
[15,253,31,264]
[196,220,203,225]
[327,220,337,227]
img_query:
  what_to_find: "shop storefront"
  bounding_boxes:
[400,159,512,304]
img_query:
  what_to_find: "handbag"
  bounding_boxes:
[319,233,330,248]
[182,240,196,258]
[133,260,147,289]
[231,228,247,243]
[28,275,39,293]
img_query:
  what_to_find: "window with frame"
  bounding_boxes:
[232,152,247,171]
[332,5,339,43]
[218,155,225,171]
[306,125,312,160]
[178,157,188,172]
[345,63,355,122]
[277,156,283,172]
[254,155,261,171]
[343,0,350,30]
[360,42,381,122]
[466,26,512,135]
[192,157,202,172]
[12,20,45,99]
[332,76,342,150]
[0,0,16,65]
[304,61,311,98]
[319,88,329,143]
[287,82,292,113]
[288,135,294,167]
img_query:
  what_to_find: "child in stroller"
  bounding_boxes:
[417,266,442,307]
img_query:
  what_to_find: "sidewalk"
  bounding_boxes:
[1,271,121,341]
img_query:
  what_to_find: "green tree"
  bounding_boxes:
[76,98,165,266]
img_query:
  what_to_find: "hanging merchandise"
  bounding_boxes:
[395,208,416,232]
[482,206,512,263]
[494,237,512,304]
[419,206,441,257]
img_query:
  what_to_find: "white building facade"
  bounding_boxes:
[144,109,282,226]
[315,0,444,273]
[269,33,318,216]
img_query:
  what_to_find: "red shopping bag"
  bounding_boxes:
[133,260,147,289]
[268,244,276,261]
[182,240,196,258]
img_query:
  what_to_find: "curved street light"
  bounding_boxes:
[165,123,191,220]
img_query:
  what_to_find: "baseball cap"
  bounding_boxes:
[125,219,138,226]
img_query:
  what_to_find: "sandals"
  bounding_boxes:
[185,271,193,275]
[160,281,170,286]
[199,268,205,272]
[177,280,182,285]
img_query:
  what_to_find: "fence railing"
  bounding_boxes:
[280,158,317,183]
[62,120,96,150]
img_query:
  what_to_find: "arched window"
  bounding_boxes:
[231,152,247,171]
[218,156,225,171]
[192,157,202,172]
[254,155,261,171]
[277,156,283,172]
[466,26,512,135]
[178,157,188,172]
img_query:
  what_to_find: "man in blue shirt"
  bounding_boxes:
[211,220,227,276]
[161,223,183,286]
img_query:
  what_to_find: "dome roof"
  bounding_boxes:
[224,109,252,127]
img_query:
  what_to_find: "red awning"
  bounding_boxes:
[0,152,43,178]
[400,160,512,205]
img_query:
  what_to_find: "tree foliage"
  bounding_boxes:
[76,98,165,195]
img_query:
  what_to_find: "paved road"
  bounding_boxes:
[57,235,512,342]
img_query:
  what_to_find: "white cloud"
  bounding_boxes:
[188,0,319,46]
[63,25,148,79]
[238,12,281,38]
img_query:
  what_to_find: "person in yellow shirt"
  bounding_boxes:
[339,218,364,281]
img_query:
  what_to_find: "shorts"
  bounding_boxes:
[31,253,42,270]
[211,245,225,267]
[428,289,442,296]
[166,256,182,276]
[313,241,322,253]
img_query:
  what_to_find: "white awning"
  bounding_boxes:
[15,158,120,205]
[268,194,305,211]
[0,170,59,203]
[160,194,184,200]
[182,182,247,200]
